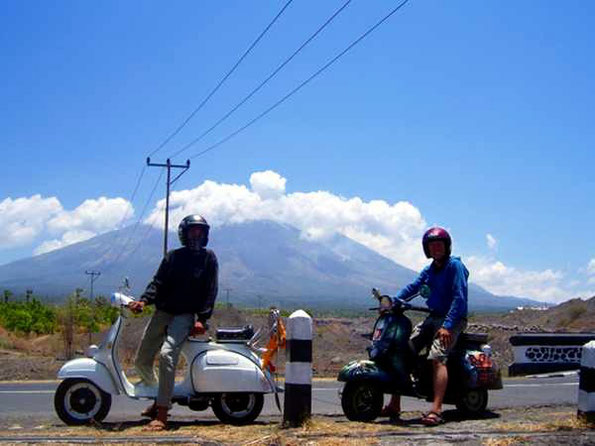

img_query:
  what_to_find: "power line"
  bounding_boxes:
[121,210,161,273]
[169,0,352,159]
[148,0,294,158]
[116,164,146,229]
[100,168,165,276]
[95,163,147,271]
[99,2,295,279]
[186,0,411,162]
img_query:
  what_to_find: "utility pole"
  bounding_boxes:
[85,270,101,299]
[25,289,32,304]
[147,158,190,257]
[224,288,233,308]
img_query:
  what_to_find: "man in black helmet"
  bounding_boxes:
[128,215,218,430]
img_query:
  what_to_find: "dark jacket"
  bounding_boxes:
[140,247,218,323]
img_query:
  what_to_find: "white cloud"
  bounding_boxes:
[0,195,62,248]
[34,229,96,255]
[28,196,134,255]
[146,171,429,270]
[144,170,595,303]
[47,197,133,234]
[249,170,286,200]
[486,233,497,251]
[7,171,589,303]
[465,256,595,303]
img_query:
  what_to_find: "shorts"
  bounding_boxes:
[409,315,467,364]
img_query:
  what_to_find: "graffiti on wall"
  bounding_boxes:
[525,346,582,363]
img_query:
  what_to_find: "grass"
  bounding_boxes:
[492,414,593,433]
[2,411,592,445]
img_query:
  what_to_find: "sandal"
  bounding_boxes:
[421,411,444,426]
[143,418,167,431]
[142,405,168,431]
[141,403,158,419]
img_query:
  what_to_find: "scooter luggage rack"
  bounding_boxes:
[215,325,255,342]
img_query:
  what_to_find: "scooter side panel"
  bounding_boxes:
[57,358,119,395]
[337,360,398,392]
[191,350,273,393]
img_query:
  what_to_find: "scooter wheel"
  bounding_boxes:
[212,392,264,425]
[54,378,112,425]
[341,382,383,422]
[456,388,488,415]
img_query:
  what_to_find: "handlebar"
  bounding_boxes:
[111,292,135,307]
[391,295,431,313]
[370,289,431,314]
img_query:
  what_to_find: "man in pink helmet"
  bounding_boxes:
[382,227,469,426]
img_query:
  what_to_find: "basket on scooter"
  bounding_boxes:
[216,325,255,341]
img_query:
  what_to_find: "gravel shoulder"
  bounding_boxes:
[0,405,592,445]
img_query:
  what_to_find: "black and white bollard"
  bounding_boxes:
[578,340,595,423]
[283,309,312,427]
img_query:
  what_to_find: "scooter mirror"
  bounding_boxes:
[419,284,431,298]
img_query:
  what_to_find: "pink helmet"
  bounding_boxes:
[422,227,451,258]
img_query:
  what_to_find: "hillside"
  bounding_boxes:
[0,220,545,312]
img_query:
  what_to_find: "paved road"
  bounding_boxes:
[0,375,579,428]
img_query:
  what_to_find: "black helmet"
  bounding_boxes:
[178,215,210,248]
[422,227,451,259]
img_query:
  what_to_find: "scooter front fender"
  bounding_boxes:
[191,350,274,393]
[57,358,119,395]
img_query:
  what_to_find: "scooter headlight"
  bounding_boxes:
[379,296,392,312]
[85,345,99,358]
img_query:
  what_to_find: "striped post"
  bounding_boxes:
[283,309,312,427]
[578,341,595,423]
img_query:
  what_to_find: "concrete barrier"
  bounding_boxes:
[578,341,595,423]
[283,310,312,427]
[509,333,595,376]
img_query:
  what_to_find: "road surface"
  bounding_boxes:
[0,374,579,428]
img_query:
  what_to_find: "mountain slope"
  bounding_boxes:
[0,221,545,311]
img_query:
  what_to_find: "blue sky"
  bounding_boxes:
[1,1,594,302]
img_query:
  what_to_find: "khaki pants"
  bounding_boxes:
[409,315,467,364]
[134,310,194,407]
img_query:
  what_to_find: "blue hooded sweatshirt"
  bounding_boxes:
[396,256,469,330]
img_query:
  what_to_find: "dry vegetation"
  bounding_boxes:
[0,297,594,381]
[1,406,592,445]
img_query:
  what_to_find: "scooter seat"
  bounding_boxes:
[216,325,254,341]
[458,332,488,344]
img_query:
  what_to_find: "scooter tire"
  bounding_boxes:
[455,388,488,415]
[54,378,112,425]
[341,382,383,422]
[212,392,264,425]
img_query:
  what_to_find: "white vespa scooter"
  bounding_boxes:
[54,290,283,426]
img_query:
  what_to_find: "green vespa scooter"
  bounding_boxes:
[338,287,502,421]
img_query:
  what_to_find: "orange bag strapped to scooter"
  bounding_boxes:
[261,309,286,373]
